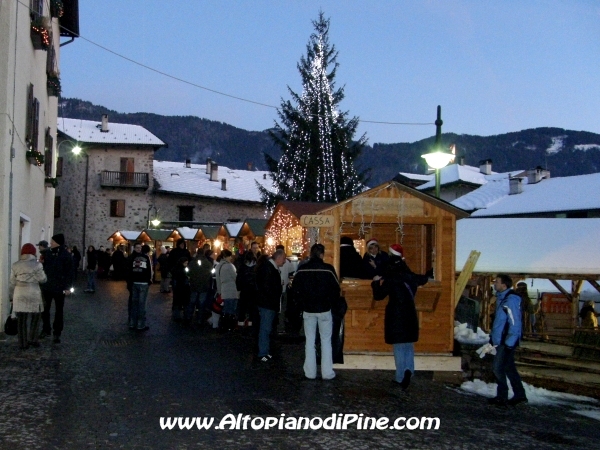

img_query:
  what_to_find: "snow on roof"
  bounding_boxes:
[176,227,198,240]
[453,172,600,216]
[415,164,522,191]
[154,160,274,203]
[456,218,600,276]
[397,172,433,182]
[225,222,244,238]
[57,118,165,146]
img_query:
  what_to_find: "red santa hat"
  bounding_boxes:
[389,244,404,257]
[366,238,379,248]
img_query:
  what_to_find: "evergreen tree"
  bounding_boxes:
[259,12,368,208]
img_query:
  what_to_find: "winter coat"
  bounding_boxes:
[371,257,429,345]
[291,257,340,313]
[236,263,258,307]
[157,253,170,278]
[216,260,238,299]
[363,250,389,278]
[340,244,368,279]
[167,239,191,274]
[10,254,47,313]
[491,289,523,348]
[128,252,152,284]
[41,245,74,294]
[72,248,82,270]
[189,254,212,293]
[86,250,98,270]
[256,259,283,312]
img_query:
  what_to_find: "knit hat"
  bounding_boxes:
[389,244,404,257]
[21,243,37,256]
[366,238,379,248]
[37,240,49,248]
[51,233,65,246]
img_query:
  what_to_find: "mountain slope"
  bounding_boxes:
[59,98,600,185]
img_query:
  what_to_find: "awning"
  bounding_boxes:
[244,219,268,237]
[139,229,173,242]
[107,230,142,243]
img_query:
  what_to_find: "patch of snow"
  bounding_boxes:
[574,144,600,151]
[546,135,567,154]
[526,145,537,150]
[461,379,600,420]
[454,321,489,345]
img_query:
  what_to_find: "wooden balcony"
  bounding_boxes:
[100,171,149,189]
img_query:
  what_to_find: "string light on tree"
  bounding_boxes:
[259,12,368,208]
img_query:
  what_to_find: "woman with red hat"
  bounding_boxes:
[371,243,432,390]
[9,243,47,349]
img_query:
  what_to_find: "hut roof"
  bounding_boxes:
[316,181,470,218]
[244,219,268,237]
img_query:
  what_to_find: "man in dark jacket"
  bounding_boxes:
[339,236,367,279]
[371,244,431,390]
[128,244,152,331]
[292,243,340,380]
[40,234,74,343]
[167,239,191,273]
[255,249,286,362]
[185,250,212,323]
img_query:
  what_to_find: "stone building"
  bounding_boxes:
[0,1,78,324]
[56,117,274,252]
[55,116,165,250]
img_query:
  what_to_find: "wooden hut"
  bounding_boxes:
[265,201,333,255]
[314,181,468,367]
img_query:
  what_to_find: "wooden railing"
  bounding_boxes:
[100,171,149,189]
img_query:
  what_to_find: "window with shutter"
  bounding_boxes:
[56,157,63,177]
[25,84,34,149]
[31,99,40,152]
[110,200,126,218]
[44,128,53,176]
[178,206,194,222]
[54,196,61,218]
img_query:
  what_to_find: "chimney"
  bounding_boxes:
[101,114,109,132]
[210,162,218,181]
[509,177,524,195]
[527,166,550,184]
[221,178,227,191]
[185,158,191,168]
[247,162,253,171]
[458,155,465,166]
[479,159,492,175]
[263,173,267,180]
[205,158,212,174]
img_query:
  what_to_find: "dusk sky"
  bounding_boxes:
[59,0,600,144]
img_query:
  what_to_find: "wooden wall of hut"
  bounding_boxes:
[317,182,465,354]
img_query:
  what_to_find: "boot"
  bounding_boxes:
[400,370,412,390]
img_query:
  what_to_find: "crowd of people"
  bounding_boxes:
[9,232,597,402]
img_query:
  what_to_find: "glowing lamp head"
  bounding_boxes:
[266,237,275,246]
[150,219,161,227]
[72,145,82,155]
[214,240,222,249]
[421,151,455,170]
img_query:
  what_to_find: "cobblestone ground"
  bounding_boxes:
[1,277,598,449]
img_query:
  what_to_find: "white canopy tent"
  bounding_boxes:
[457,218,600,279]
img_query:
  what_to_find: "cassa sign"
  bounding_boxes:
[300,215,334,227]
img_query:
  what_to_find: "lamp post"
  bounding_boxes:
[421,105,454,198]
[147,205,160,228]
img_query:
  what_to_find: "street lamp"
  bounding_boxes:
[421,105,454,198]
[57,139,82,155]
[147,205,160,228]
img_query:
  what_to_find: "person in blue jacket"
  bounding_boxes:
[488,274,528,407]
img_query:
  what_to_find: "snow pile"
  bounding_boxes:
[546,136,567,154]
[461,379,600,421]
[454,321,490,345]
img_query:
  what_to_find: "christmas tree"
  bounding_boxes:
[259,12,368,208]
